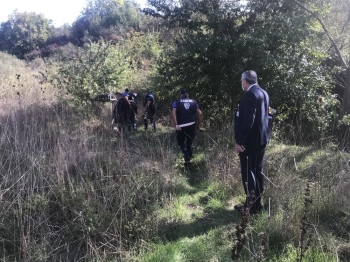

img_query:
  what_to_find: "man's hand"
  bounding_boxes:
[175,125,182,131]
[235,144,246,153]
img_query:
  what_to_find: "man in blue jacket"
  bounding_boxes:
[234,70,270,214]
[172,89,202,168]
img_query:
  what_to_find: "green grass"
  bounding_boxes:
[130,136,350,262]
[140,229,233,262]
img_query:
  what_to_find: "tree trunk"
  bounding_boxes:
[294,99,302,145]
[339,68,350,149]
[340,67,350,119]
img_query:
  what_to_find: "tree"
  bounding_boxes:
[70,0,142,45]
[145,0,337,138]
[289,0,350,146]
[44,40,129,105]
[146,0,249,126]
[0,11,54,58]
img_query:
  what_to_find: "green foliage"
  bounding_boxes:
[0,11,54,58]
[247,0,340,144]
[124,32,161,62]
[148,0,245,126]
[71,0,142,44]
[140,229,232,262]
[44,40,129,105]
[341,114,350,126]
[146,0,341,142]
[270,243,337,262]
[119,32,162,90]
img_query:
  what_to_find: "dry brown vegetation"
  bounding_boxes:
[0,53,176,260]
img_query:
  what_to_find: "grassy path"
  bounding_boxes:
[132,143,250,262]
[131,131,348,262]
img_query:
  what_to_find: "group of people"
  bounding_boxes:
[114,70,271,215]
[171,70,271,215]
[113,89,156,136]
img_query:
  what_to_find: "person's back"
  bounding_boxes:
[128,93,138,114]
[115,97,131,124]
[122,88,130,98]
[143,91,156,130]
[235,85,269,148]
[175,97,198,125]
[144,93,155,112]
[171,89,202,168]
[234,70,269,214]
[127,92,138,131]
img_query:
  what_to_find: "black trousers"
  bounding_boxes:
[176,124,196,160]
[144,107,155,130]
[239,144,267,206]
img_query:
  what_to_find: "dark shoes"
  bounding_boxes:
[255,203,263,212]
[184,158,192,169]
[184,161,192,169]
[250,204,263,214]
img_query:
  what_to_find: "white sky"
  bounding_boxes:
[0,0,148,27]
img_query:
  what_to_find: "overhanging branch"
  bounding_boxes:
[292,0,348,69]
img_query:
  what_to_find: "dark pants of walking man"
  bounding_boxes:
[239,144,266,208]
[176,124,196,161]
[172,89,202,168]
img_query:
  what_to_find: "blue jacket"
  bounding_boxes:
[172,98,199,125]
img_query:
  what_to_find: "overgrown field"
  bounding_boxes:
[0,53,350,261]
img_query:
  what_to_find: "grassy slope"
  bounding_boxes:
[1,52,350,261]
[132,131,350,262]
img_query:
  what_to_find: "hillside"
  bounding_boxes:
[1,30,350,261]
[1,68,350,260]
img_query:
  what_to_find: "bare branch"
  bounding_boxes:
[291,0,349,68]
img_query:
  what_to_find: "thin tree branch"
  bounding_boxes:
[292,0,348,69]
[341,1,350,34]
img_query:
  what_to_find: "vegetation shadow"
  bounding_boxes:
[161,208,241,242]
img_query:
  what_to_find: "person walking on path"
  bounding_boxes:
[234,70,270,214]
[113,92,132,137]
[171,89,202,168]
[143,90,156,131]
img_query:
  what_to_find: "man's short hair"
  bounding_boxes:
[115,92,122,96]
[180,89,188,95]
[242,70,258,84]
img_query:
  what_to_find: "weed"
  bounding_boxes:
[298,181,313,262]
[231,191,255,261]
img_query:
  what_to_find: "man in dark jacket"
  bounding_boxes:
[171,89,202,168]
[113,92,132,137]
[234,70,270,214]
[122,88,130,98]
[143,91,156,131]
[127,92,138,131]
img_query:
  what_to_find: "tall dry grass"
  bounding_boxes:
[0,98,178,261]
[0,52,177,261]
[2,51,350,261]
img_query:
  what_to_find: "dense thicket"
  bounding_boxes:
[144,0,349,145]
[0,11,55,59]
[70,0,143,45]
